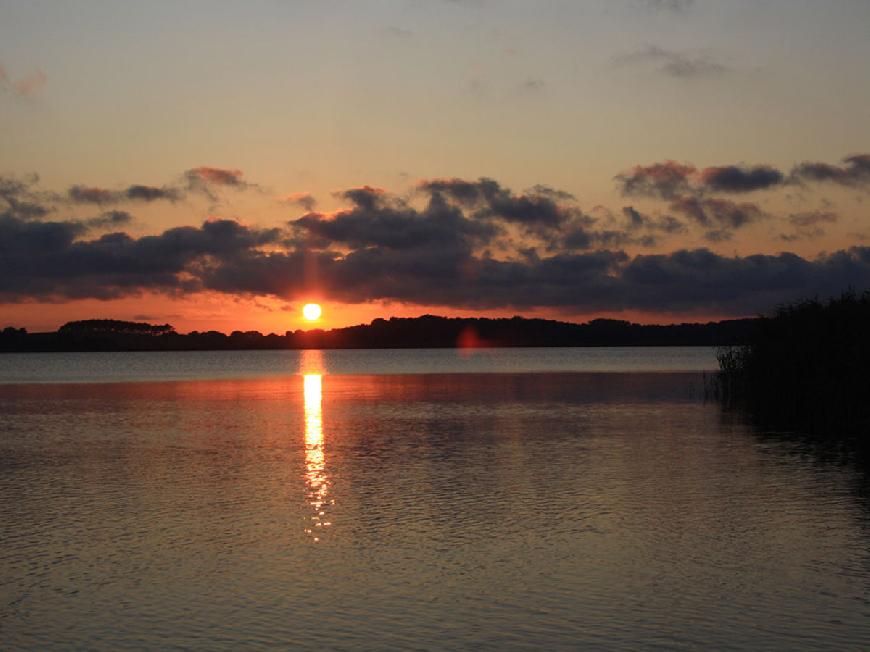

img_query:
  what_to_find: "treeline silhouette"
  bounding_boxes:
[0,315,757,352]
[715,291,870,436]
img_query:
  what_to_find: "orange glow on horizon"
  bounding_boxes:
[0,292,755,334]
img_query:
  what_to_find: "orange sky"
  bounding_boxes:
[1,292,750,334]
[2,2,869,332]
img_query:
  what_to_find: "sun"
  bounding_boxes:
[302,303,322,321]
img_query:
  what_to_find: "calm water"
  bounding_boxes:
[1,350,868,650]
[0,346,717,384]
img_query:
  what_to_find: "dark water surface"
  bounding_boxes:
[1,351,868,650]
[0,346,717,383]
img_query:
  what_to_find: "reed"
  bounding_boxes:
[715,291,870,437]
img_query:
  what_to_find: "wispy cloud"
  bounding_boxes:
[280,192,317,212]
[634,0,695,13]
[613,45,727,80]
[0,64,47,98]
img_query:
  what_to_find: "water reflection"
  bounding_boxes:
[301,351,331,541]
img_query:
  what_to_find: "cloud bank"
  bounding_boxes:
[2,157,870,317]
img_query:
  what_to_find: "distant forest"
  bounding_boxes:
[0,315,758,352]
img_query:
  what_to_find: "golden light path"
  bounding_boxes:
[301,350,330,541]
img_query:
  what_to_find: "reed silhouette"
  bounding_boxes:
[715,291,870,438]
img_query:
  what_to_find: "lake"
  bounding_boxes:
[1,348,868,650]
[0,346,718,384]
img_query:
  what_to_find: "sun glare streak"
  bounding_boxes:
[302,350,330,542]
[300,348,325,375]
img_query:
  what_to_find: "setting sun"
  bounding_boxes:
[302,303,322,321]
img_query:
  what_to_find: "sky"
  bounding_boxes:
[2,0,870,332]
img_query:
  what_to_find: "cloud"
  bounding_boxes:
[281,192,317,212]
[67,186,117,205]
[613,45,727,80]
[615,153,870,200]
[12,69,47,97]
[519,77,545,93]
[184,166,253,200]
[2,200,869,316]
[622,206,687,234]
[3,172,869,317]
[635,0,694,12]
[616,161,696,199]
[0,65,47,98]
[419,177,577,230]
[618,160,790,197]
[791,154,870,189]
[0,175,50,220]
[292,187,498,252]
[669,196,767,240]
[186,166,246,187]
[60,167,258,208]
[84,210,134,230]
[788,210,838,228]
[779,210,839,242]
[699,165,784,193]
[0,213,281,301]
[125,185,182,202]
[67,184,182,205]
[559,205,686,251]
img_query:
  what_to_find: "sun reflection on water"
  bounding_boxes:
[301,350,331,541]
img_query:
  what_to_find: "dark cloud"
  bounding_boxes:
[337,186,387,212]
[67,184,182,205]
[0,175,50,220]
[125,185,182,202]
[620,153,870,198]
[613,45,726,80]
[184,166,254,201]
[561,207,684,251]
[529,185,576,202]
[186,167,246,187]
[281,192,317,212]
[420,177,577,229]
[2,203,869,315]
[84,210,133,230]
[669,196,767,240]
[64,168,252,206]
[779,210,839,242]
[67,185,116,205]
[791,154,870,189]
[779,230,823,243]
[788,210,838,228]
[622,206,687,234]
[3,173,869,317]
[700,165,784,193]
[0,214,281,301]
[615,248,870,314]
[619,160,792,197]
[184,166,249,198]
[292,188,498,252]
[616,161,696,199]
